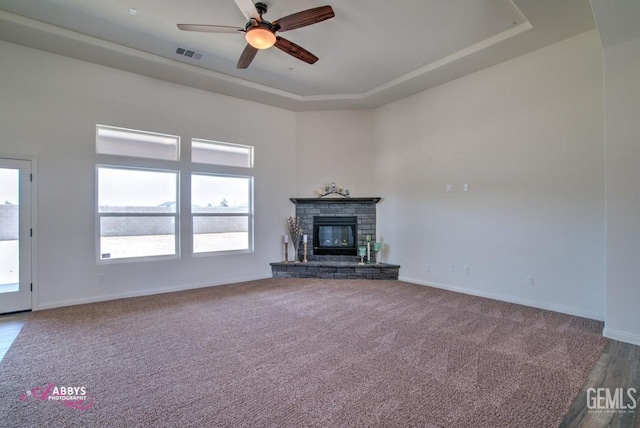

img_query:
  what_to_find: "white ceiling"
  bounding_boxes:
[591,0,640,48]
[0,0,596,111]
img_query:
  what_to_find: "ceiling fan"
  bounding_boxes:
[177,0,335,69]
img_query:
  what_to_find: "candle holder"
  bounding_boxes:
[303,241,308,263]
[373,242,381,264]
[283,242,289,263]
[358,246,366,265]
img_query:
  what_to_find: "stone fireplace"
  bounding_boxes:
[291,197,380,261]
[270,197,399,279]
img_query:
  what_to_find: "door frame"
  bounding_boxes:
[0,154,37,313]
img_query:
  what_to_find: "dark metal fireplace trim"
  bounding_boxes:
[313,216,358,256]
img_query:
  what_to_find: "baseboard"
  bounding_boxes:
[399,276,604,321]
[34,274,272,311]
[602,328,640,346]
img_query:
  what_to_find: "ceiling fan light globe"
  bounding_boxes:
[246,28,276,49]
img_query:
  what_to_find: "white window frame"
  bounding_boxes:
[95,124,256,262]
[96,165,180,264]
[191,138,253,168]
[96,124,180,161]
[191,172,254,256]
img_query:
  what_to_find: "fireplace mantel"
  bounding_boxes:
[290,197,381,204]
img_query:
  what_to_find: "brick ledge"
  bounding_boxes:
[270,261,399,280]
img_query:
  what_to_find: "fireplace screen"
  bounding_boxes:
[313,216,357,255]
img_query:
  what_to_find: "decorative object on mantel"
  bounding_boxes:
[317,182,350,198]
[287,217,303,263]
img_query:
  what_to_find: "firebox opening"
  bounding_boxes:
[313,216,357,256]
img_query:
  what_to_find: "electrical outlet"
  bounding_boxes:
[98,273,105,283]
[463,183,469,192]
[463,266,469,275]
[424,263,430,272]
[447,264,455,272]
[446,184,454,193]
[527,276,535,286]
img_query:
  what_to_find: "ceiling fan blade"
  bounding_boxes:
[274,36,318,65]
[177,24,244,33]
[233,0,260,21]
[273,6,335,32]
[237,44,259,69]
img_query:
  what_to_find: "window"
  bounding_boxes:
[191,174,253,253]
[96,125,179,161]
[192,139,253,168]
[97,166,179,261]
[96,125,254,262]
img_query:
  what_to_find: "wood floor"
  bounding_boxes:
[560,339,640,427]
[0,311,637,427]
[0,311,30,361]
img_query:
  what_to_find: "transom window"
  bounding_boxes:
[192,139,253,168]
[96,124,180,161]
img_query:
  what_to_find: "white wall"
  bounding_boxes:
[0,28,621,336]
[373,31,605,319]
[0,40,297,309]
[295,110,375,197]
[602,37,640,345]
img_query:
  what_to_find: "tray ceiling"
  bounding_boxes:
[0,0,596,110]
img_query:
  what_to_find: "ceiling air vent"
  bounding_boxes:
[174,46,203,60]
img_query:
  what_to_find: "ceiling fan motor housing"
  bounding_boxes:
[255,2,269,16]
[244,20,277,33]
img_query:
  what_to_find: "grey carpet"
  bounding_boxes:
[0,278,606,427]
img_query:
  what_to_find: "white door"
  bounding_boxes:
[0,159,32,314]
